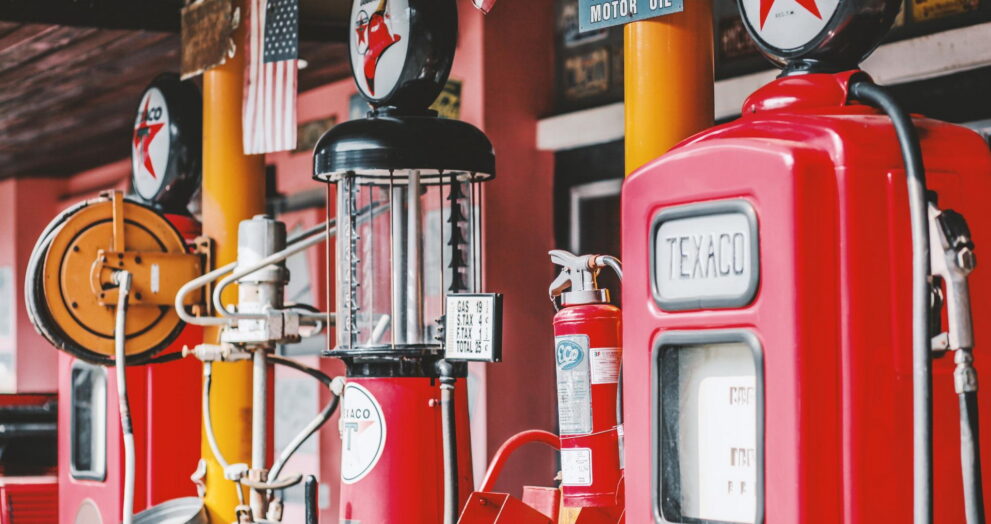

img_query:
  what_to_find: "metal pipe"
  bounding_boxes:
[437,361,459,524]
[392,184,408,345]
[624,1,713,175]
[113,271,135,524]
[304,475,318,524]
[407,171,424,343]
[479,430,560,493]
[175,262,238,326]
[200,0,266,516]
[214,230,332,319]
[849,80,933,524]
[250,350,268,517]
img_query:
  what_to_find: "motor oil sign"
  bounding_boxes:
[340,383,387,484]
[579,0,683,32]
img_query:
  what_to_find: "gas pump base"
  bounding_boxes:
[329,351,475,523]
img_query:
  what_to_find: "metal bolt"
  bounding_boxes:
[135,292,142,301]
[958,248,977,272]
[72,245,80,252]
[71,302,78,309]
[134,256,142,264]
[428,399,439,407]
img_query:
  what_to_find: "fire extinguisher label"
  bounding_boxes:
[561,447,594,486]
[556,335,593,435]
[590,347,621,384]
[340,383,387,484]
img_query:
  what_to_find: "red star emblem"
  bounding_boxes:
[132,98,164,179]
[759,0,822,28]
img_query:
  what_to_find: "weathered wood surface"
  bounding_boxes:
[0,22,348,179]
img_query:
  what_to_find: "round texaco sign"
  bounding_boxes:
[737,0,901,69]
[129,74,201,212]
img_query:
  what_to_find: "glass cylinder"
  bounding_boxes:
[334,169,487,351]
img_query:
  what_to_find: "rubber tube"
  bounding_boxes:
[113,271,135,524]
[850,79,933,524]
[961,389,986,524]
[267,355,339,481]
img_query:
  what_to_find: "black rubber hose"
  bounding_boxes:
[305,475,319,524]
[961,390,986,524]
[849,79,933,524]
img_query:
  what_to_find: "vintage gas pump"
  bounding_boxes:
[621,0,991,522]
[308,0,502,521]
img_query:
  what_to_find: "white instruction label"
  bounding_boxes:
[555,335,592,435]
[590,347,621,384]
[697,375,757,522]
[561,447,593,486]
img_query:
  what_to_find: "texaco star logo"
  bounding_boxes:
[759,0,821,28]
[742,0,838,51]
[133,97,164,179]
[354,0,402,95]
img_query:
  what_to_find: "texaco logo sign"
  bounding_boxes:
[740,0,839,51]
[350,0,411,104]
[340,383,387,484]
[132,87,171,202]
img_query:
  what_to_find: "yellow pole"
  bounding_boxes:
[201,0,266,520]
[624,0,714,176]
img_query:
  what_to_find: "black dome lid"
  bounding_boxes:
[313,111,495,181]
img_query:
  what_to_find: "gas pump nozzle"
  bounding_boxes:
[929,202,976,356]
[928,201,986,524]
[548,249,611,307]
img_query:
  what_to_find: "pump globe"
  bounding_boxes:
[737,0,902,73]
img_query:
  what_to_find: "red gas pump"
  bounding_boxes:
[621,0,991,522]
[549,251,624,510]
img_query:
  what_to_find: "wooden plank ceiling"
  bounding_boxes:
[0,21,349,179]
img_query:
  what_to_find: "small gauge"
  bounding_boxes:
[737,0,901,71]
[348,0,458,110]
[131,73,202,213]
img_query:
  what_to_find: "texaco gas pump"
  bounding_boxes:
[621,0,991,522]
[310,0,503,520]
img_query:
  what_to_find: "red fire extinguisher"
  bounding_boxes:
[549,250,624,509]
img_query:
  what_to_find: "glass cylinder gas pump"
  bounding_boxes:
[315,114,494,349]
[312,110,495,524]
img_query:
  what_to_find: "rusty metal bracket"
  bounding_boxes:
[191,235,215,317]
[92,250,203,307]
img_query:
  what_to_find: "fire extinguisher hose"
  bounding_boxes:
[850,79,939,524]
[113,271,136,524]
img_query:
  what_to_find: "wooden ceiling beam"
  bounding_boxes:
[0,0,346,42]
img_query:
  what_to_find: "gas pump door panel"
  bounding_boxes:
[651,200,760,311]
[652,330,764,524]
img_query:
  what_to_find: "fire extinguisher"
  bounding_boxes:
[549,250,624,509]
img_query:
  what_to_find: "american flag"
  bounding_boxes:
[243,0,299,154]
